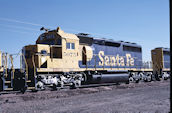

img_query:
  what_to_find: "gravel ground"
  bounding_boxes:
[0,80,170,113]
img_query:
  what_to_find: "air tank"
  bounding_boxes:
[90,73,129,84]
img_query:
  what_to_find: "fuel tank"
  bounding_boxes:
[90,73,129,84]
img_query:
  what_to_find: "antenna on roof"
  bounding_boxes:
[78,33,90,36]
[40,27,49,32]
[57,27,60,31]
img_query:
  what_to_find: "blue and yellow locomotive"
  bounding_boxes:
[0,27,170,91]
[21,27,170,90]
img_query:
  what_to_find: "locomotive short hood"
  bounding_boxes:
[36,27,79,45]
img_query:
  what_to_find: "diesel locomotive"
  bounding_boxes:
[0,27,170,92]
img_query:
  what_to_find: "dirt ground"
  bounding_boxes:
[0,80,170,113]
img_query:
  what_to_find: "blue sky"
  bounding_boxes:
[0,0,169,67]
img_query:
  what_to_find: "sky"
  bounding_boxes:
[0,0,170,68]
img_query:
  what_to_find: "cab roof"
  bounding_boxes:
[36,27,79,44]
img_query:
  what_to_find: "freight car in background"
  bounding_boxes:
[0,27,170,92]
[151,47,170,80]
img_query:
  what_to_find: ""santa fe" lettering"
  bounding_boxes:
[98,51,134,66]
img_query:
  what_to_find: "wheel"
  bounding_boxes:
[144,78,148,82]
[162,73,169,80]
[135,79,139,83]
[162,76,167,80]
[147,76,152,82]
[70,82,77,89]
[81,73,87,84]
[35,81,45,90]
[129,77,134,83]
[70,80,81,89]
[155,74,160,81]
[52,84,57,90]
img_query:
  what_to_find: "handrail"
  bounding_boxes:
[32,55,36,76]
[21,54,28,79]
[9,55,15,79]
[5,53,7,78]
[2,53,8,78]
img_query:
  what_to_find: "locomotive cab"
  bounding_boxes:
[22,27,87,90]
[23,27,80,73]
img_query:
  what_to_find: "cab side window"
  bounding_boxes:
[66,43,75,49]
[71,43,75,49]
[66,43,71,49]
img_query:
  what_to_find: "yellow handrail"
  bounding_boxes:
[9,55,15,79]
[32,55,36,76]
[21,54,28,79]
[2,53,8,78]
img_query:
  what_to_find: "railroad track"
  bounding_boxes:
[79,82,120,88]
[0,82,122,95]
[0,78,169,95]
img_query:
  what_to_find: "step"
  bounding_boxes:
[4,88,13,91]
[4,81,11,84]
[26,80,31,83]
[27,87,35,90]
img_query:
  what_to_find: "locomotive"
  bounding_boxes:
[0,27,170,92]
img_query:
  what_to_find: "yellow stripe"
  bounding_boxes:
[5,81,11,83]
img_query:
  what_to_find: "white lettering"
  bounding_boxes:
[98,51,135,67]
[98,51,104,66]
